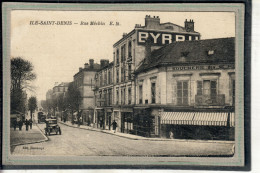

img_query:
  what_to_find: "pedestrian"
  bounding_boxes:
[169,130,174,139]
[25,119,29,131]
[18,119,23,131]
[112,120,117,133]
[29,119,33,129]
[13,119,17,131]
[99,119,103,129]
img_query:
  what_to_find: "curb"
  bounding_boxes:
[58,121,235,144]
[10,124,49,147]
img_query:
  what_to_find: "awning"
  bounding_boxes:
[161,112,231,127]
[192,112,228,126]
[161,112,195,125]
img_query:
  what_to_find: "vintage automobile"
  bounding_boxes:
[44,119,61,135]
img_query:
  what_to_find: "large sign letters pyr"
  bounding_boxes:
[137,30,200,45]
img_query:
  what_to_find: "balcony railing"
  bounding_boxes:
[195,94,225,106]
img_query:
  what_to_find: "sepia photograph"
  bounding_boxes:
[2,2,246,167]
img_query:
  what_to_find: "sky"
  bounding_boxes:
[10,10,235,101]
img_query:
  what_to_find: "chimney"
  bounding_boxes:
[122,33,127,38]
[84,63,89,69]
[135,24,141,28]
[105,60,109,66]
[100,59,109,68]
[184,19,194,32]
[144,37,152,64]
[145,15,160,29]
[79,67,83,71]
[100,59,105,68]
[89,59,94,69]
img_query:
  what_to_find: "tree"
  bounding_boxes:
[66,82,82,124]
[11,57,36,113]
[57,93,68,112]
[28,96,37,120]
[11,57,36,92]
[41,100,47,112]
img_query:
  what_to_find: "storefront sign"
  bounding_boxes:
[170,64,234,71]
[137,30,199,45]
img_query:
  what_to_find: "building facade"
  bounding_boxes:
[94,60,113,129]
[73,59,101,125]
[93,15,201,133]
[134,37,235,140]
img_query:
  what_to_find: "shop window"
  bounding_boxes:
[177,81,189,105]
[151,82,156,103]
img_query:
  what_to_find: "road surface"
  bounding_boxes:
[11,123,234,156]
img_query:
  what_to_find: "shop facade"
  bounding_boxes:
[134,37,235,140]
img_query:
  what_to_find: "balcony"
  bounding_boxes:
[195,94,225,107]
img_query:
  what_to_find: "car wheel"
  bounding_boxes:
[59,129,61,135]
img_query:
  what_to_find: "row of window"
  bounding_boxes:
[95,78,235,106]
[115,87,132,105]
[115,40,134,65]
[96,69,113,87]
[116,64,132,83]
[98,89,113,106]
[137,79,235,106]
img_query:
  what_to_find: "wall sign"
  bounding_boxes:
[137,30,200,45]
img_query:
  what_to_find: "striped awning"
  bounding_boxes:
[193,112,228,126]
[161,112,232,127]
[161,112,195,125]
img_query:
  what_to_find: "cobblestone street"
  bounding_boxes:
[11,123,235,156]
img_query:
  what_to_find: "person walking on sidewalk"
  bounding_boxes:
[18,119,23,131]
[29,119,33,129]
[25,119,29,131]
[112,120,117,133]
[13,119,17,131]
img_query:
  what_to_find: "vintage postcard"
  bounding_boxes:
[2,2,245,167]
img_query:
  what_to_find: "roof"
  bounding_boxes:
[97,62,114,72]
[74,63,101,77]
[135,37,235,74]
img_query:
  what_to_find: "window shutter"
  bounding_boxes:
[172,80,177,105]
[197,81,203,95]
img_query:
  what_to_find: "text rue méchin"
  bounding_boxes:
[29,20,120,26]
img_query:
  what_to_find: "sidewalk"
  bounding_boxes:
[10,124,48,146]
[58,120,234,144]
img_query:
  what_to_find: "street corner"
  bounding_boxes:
[10,123,48,147]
